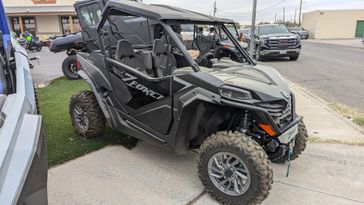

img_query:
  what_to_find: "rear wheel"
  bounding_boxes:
[69,91,105,138]
[272,121,308,163]
[198,132,273,205]
[36,44,42,52]
[62,55,81,80]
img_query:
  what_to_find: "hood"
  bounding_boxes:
[260,33,298,39]
[211,64,291,102]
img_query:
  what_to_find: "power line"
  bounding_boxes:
[257,0,285,13]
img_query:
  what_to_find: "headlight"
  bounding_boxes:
[220,86,252,101]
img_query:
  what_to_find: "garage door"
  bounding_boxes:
[355,20,364,37]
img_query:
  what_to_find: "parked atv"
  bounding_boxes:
[69,1,307,204]
[49,32,85,79]
[18,31,43,52]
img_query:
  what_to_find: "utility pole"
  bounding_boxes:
[294,9,297,26]
[213,1,217,17]
[283,7,285,25]
[298,0,303,26]
[249,0,257,58]
[274,13,277,23]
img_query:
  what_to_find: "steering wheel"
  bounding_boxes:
[196,52,215,68]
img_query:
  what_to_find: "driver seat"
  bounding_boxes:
[115,40,147,73]
[152,39,176,77]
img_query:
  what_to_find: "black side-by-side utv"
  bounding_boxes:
[69,1,308,204]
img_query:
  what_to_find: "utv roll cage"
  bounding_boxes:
[96,0,256,68]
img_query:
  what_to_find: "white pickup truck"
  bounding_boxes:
[0,7,48,204]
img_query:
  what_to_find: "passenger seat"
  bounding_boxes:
[152,39,177,77]
[114,40,148,73]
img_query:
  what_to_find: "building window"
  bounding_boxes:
[10,17,21,36]
[23,17,37,36]
[60,16,81,34]
[79,4,102,27]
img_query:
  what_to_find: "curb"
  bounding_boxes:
[287,80,364,135]
[34,80,53,88]
[304,39,364,49]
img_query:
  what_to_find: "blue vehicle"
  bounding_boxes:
[0,2,48,205]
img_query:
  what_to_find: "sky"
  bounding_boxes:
[142,0,364,25]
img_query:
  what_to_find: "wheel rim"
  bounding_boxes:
[207,152,251,196]
[69,61,79,74]
[74,103,89,130]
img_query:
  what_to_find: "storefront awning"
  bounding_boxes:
[5,5,75,14]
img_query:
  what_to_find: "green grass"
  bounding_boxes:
[329,103,364,128]
[308,136,364,146]
[37,77,138,167]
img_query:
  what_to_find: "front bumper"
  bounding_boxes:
[299,34,309,39]
[260,48,301,57]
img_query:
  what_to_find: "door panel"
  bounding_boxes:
[107,59,173,135]
[355,21,364,37]
[75,1,103,50]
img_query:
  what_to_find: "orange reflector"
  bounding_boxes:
[223,44,231,49]
[259,124,276,137]
[76,59,81,69]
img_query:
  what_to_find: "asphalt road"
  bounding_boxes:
[265,41,364,113]
[30,48,66,84]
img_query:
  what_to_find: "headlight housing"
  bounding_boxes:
[261,38,268,45]
[220,86,252,101]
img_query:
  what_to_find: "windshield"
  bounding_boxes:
[240,28,250,34]
[258,25,289,35]
[168,23,253,71]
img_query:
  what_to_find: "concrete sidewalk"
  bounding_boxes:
[289,81,364,142]
[48,83,364,205]
[305,38,364,48]
[48,143,364,205]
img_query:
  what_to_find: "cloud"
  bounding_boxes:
[142,0,364,24]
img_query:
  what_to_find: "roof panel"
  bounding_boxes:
[5,5,75,14]
[105,0,234,23]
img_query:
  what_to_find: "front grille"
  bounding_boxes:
[267,38,298,49]
[257,97,293,127]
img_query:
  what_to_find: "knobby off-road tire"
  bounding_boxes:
[36,44,42,52]
[69,90,105,138]
[62,55,81,80]
[198,132,273,205]
[255,46,263,61]
[272,121,308,163]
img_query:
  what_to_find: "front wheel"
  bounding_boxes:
[198,132,273,205]
[254,46,263,61]
[69,91,105,138]
[289,55,299,61]
[62,55,81,80]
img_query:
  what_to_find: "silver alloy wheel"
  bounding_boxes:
[207,152,251,196]
[74,104,89,130]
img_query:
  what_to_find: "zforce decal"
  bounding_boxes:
[121,73,164,100]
